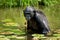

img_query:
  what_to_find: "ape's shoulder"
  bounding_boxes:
[36,10,46,17]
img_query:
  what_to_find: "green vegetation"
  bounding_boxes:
[0,0,38,7]
[0,0,60,7]
[43,0,58,6]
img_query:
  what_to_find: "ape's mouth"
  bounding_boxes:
[26,17,31,20]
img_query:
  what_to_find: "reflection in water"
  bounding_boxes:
[27,34,33,40]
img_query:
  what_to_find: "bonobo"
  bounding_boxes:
[23,6,50,36]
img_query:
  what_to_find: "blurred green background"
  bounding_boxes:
[0,0,60,40]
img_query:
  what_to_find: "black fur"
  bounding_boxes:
[23,6,50,35]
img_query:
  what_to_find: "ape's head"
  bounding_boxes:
[23,6,36,20]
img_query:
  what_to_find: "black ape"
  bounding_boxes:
[23,6,50,35]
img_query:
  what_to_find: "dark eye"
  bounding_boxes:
[26,13,30,14]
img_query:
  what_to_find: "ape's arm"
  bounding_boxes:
[35,12,50,32]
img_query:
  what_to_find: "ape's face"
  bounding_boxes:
[24,11,35,20]
[24,6,35,20]
[24,12,31,20]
